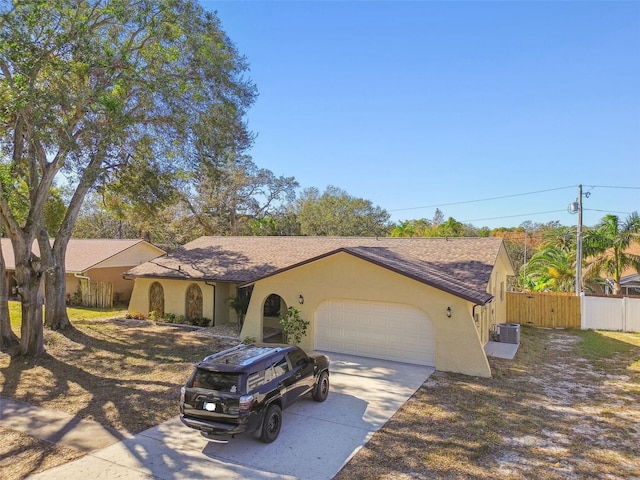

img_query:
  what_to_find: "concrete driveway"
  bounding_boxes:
[30,353,434,480]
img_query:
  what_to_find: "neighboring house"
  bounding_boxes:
[2,239,165,305]
[588,242,640,295]
[126,236,514,377]
[606,274,640,296]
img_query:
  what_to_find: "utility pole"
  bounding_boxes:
[575,184,583,296]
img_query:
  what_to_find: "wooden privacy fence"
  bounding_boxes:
[506,292,581,329]
[80,280,113,309]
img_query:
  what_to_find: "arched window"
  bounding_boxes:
[185,283,203,319]
[149,282,164,317]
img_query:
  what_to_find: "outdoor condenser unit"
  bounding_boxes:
[498,323,520,344]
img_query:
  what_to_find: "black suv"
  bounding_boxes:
[179,343,330,443]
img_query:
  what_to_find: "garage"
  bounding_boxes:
[314,299,435,366]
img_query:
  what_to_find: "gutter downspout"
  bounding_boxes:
[474,297,494,343]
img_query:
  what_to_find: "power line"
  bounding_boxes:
[585,185,640,190]
[389,185,576,212]
[585,208,633,215]
[461,209,567,223]
[460,207,634,224]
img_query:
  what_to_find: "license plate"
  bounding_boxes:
[203,402,216,412]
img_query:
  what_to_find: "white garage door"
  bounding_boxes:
[315,299,435,366]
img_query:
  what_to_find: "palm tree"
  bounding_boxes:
[523,245,576,292]
[583,212,640,294]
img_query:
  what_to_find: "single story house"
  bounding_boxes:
[126,236,515,377]
[606,273,640,296]
[2,238,165,305]
[588,242,640,295]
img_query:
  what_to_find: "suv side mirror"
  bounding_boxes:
[297,356,314,367]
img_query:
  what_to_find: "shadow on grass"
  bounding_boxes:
[574,329,640,371]
[0,318,239,429]
[0,318,240,478]
[334,327,640,480]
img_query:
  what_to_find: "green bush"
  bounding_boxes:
[279,307,309,346]
[195,317,210,327]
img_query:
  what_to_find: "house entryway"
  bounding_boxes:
[314,299,435,366]
[262,293,284,343]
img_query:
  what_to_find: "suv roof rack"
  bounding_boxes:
[203,344,287,367]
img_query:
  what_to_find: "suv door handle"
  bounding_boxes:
[294,373,301,380]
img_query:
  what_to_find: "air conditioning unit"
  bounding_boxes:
[498,323,520,344]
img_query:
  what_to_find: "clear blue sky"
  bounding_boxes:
[202,1,639,229]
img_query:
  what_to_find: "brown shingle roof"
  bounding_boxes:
[126,236,508,304]
[1,238,162,272]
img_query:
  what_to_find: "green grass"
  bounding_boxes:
[575,329,640,373]
[576,330,634,358]
[8,300,127,330]
[9,301,21,328]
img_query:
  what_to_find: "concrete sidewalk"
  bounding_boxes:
[3,354,433,480]
[484,340,519,359]
[0,396,127,453]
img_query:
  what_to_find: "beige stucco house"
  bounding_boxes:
[2,238,165,305]
[126,236,515,377]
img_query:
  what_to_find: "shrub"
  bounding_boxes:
[193,317,210,327]
[279,307,309,346]
[242,336,257,345]
[68,288,82,307]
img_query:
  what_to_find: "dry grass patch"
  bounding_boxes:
[0,425,84,480]
[1,316,240,480]
[1,317,238,433]
[335,327,640,480]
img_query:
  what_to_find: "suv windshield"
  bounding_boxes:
[192,369,240,393]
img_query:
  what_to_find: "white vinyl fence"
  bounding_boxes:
[581,294,640,333]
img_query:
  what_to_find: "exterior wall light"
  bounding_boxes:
[446,307,452,318]
[298,294,304,305]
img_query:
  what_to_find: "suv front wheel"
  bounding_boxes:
[260,404,282,443]
[312,371,329,402]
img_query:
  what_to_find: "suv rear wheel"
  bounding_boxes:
[260,404,282,443]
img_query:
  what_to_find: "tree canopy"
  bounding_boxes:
[583,213,640,294]
[295,186,391,236]
[0,0,256,354]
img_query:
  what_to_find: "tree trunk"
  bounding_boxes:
[40,157,101,330]
[38,232,70,330]
[43,262,70,330]
[0,239,19,350]
[14,258,45,357]
[612,280,621,295]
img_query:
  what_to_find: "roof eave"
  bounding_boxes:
[241,247,495,305]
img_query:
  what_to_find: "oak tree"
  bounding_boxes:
[0,0,255,355]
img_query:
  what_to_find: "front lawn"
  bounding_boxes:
[1,316,638,480]
[8,300,129,330]
[0,314,239,480]
[334,327,640,479]
[2,315,237,433]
